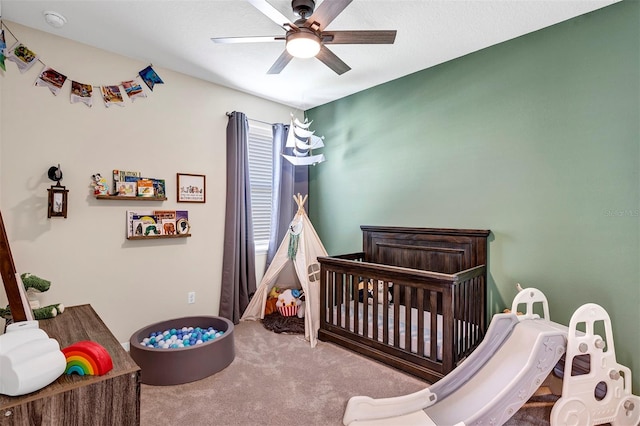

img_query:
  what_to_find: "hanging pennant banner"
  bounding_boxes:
[35,67,68,95]
[5,42,39,74]
[0,30,6,72]
[70,81,93,107]
[122,79,146,102]
[100,85,124,107]
[138,65,163,91]
[1,22,165,107]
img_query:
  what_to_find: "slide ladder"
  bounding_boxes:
[551,303,640,426]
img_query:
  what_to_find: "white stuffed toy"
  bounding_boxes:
[276,289,303,317]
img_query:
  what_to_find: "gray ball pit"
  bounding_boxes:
[129,316,235,386]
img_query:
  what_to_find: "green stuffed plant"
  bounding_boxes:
[0,273,64,322]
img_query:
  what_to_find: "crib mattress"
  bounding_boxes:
[330,302,445,360]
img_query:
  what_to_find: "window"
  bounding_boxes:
[247,122,273,253]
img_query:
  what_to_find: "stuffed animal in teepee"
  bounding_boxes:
[264,286,281,315]
[0,273,64,321]
[276,289,303,317]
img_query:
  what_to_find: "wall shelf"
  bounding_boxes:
[96,195,167,201]
[127,234,191,241]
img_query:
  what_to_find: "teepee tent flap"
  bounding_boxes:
[241,194,327,347]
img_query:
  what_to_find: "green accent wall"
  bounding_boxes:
[308,1,640,391]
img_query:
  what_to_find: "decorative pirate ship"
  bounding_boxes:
[283,114,326,166]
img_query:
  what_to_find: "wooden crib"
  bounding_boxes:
[318,226,490,384]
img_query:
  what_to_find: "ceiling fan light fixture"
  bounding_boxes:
[286,31,321,59]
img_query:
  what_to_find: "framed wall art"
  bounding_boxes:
[177,173,206,203]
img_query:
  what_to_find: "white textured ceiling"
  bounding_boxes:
[0,0,620,109]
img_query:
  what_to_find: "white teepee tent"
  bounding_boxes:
[241,194,328,347]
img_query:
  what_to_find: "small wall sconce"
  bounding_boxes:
[47,165,68,218]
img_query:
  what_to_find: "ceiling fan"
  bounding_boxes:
[211,0,397,75]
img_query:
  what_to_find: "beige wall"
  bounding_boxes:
[0,22,289,343]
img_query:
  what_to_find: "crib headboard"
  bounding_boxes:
[361,226,490,274]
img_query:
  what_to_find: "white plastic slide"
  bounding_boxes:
[344,317,566,425]
[343,288,563,425]
[342,288,640,426]
[342,312,521,424]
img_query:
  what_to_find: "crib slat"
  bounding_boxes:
[417,288,424,357]
[332,273,342,325]
[384,283,392,345]
[404,285,411,352]
[468,277,475,352]
[328,270,335,325]
[393,286,400,348]
[462,282,467,357]
[344,273,349,329]
[430,290,438,361]
[455,281,462,361]
[362,278,369,338]
[353,275,359,335]
[372,279,379,342]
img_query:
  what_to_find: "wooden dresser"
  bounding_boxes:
[0,305,140,425]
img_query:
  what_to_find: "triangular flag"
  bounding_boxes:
[35,67,68,95]
[6,42,39,74]
[0,30,6,72]
[122,79,146,102]
[100,85,124,108]
[139,65,163,91]
[70,81,93,107]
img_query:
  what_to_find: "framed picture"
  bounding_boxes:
[177,173,206,203]
[47,184,68,218]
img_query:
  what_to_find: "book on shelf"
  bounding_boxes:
[115,181,136,197]
[126,210,156,237]
[176,210,190,234]
[113,170,141,194]
[142,222,162,236]
[154,210,176,221]
[131,220,144,237]
[151,178,166,198]
[137,179,155,197]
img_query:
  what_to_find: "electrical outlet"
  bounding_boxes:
[187,291,195,304]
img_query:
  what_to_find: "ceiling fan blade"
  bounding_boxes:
[322,30,397,45]
[248,0,294,30]
[305,0,352,31]
[316,45,351,75]
[267,50,294,74]
[211,36,284,44]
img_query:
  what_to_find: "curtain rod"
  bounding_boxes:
[225,111,274,126]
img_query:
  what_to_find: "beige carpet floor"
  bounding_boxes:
[140,320,557,426]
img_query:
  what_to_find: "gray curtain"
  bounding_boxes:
[219,111,257,324]
[265,123,309,267]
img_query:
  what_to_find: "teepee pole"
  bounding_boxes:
[294,193,308,215]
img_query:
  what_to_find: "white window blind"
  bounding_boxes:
[247,122,273,252]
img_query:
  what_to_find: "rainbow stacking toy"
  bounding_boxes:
[62,340,113,376]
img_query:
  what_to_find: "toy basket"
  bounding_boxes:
[278,305,298,317]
